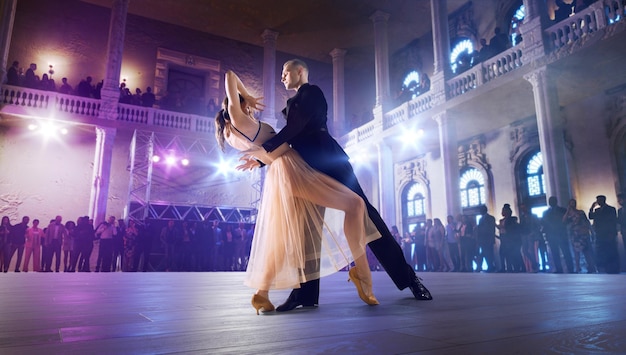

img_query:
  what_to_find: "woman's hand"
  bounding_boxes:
[244,95,265,113]
[236,154,262,171]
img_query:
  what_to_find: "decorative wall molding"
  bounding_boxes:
[154,47,221,104]
[396,156,429,189]
[509,118,540,163]
[459,135,490,171]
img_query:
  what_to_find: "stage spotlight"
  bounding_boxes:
[350,151,368,165]
[216,159,236,175]
[165,156,177,166]
[151,155,161,163]
[180,158,190,166]
[399,127,424,144]
[28,123,38,131]
[60,127,68,135]
[40,121,58,137]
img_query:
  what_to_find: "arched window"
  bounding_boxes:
[450,39,474,74]
[510,4,525,46]
[517,150,547,217]
[401,70,421,100]
[526,151,545,197]
[405,182,426,218]
[403,182,427,235]
[460,168,486,208]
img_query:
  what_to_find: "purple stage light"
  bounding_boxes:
[165,156,177,166]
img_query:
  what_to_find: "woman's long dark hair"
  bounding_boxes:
[214,94,245,152]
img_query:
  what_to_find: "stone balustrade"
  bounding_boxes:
[1,85,214,135]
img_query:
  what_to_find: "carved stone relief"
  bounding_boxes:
[396,156,429,190]
[458,136,490,170]
[509,119,539,162]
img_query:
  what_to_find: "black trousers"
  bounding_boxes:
[287,149,416,304]
[42,239,61,272]
[9,243,25,271]
[98,239,114,272]
[546,235,574,273]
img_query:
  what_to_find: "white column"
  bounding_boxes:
[261,29,278,128]
[329,48,347,136]
[522,0,546,21]
[377,140,395,222]
[0,0,17,84]
[89,127,117,225]
[519,0,549,61]
[524,68,572,204]
[98,0,129,120]
[429,0,451,105]
[430,0,450,77]
[370,10,391,109]
[434,111,461,216]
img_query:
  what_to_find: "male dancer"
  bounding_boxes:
[258,59,432,311]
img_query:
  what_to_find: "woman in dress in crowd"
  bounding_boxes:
[23,219,44,272]
[215,70,380,314]
[430,218,446,271]
[63,221,76,272]
[124,219,139,272]
[563,199,597,273]
[0,216,11,272]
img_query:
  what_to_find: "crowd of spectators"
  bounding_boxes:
[1,192,624,274]
[0,214,255,273]
[4,60,220,116]
[394,193,626,274]
[4,60,105,99]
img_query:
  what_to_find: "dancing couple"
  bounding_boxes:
[215,59,433,314]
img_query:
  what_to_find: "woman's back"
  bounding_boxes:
[226,120,279,164]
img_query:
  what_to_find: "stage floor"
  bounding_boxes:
[1,271,625,354]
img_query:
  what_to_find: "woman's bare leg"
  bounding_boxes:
[292,174,375,297]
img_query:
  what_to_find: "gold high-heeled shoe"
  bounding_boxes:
[251,294,275,315]
[348,268,379,306]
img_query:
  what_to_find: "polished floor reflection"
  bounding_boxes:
[1,271,625,354]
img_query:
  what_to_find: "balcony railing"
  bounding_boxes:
[0,85,214,135]
[446,46,524,99]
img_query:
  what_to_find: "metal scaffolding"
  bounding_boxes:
[125,129,260,224]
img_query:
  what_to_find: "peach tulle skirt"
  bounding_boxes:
[243,149,380,290]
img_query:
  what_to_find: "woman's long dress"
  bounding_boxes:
[226,120,380,290]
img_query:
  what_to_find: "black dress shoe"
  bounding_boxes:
[409,276,433,300]
[275,300,317,312]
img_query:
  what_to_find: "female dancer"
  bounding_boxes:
[215,70,380,314]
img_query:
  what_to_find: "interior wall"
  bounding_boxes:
[0,120,96,224]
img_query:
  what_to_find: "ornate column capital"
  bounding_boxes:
[261,29,279,44]
[329,48,347,60]
[432,111,449,126]
[523,67,548,88]
[370,10,390,23]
